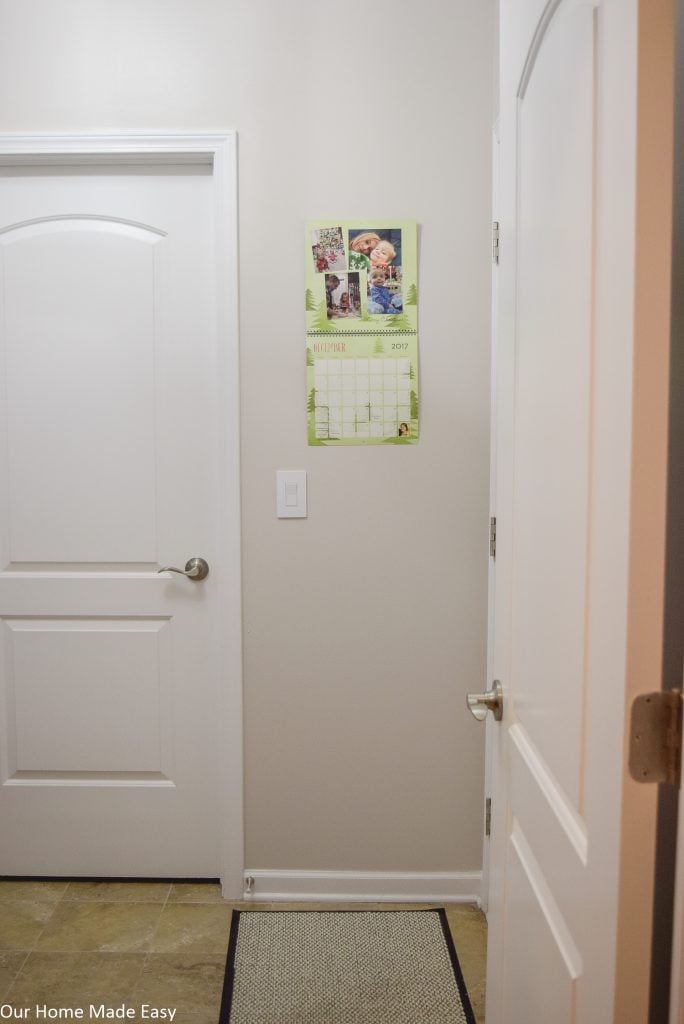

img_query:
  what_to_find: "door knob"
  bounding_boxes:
[466,680,503,722]
[157,557,209,581]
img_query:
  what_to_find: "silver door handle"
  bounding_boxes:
[157,557,209,581]
[466,680,503,721]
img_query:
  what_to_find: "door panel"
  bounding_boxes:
[6,617,169,774]
[503,824,577,1024]
[513,3,594,806]
[0,153,233,877]
[3,219,159,563]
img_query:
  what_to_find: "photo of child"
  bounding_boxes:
[367,267,403,315]
[325,273,362,319]
[348,228,402,271]
[348,231,380,270]
[369,239,396,271]
[311,226,347,273]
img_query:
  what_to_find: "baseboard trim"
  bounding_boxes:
[242,870,481,905]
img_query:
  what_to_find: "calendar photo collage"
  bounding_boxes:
[305,219,419,446]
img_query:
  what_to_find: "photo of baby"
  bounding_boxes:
[348,228,402,271]
[311,226,347,273]
[367,266,403,315]
[325,272,362,319]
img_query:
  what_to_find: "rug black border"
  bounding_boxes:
[218,907,478,1024]
[436,907,478,1024]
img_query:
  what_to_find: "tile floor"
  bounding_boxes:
[0,882,487,1023]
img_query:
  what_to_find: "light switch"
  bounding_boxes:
[277,470,307,518]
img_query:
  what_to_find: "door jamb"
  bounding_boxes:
[481,120,501,916]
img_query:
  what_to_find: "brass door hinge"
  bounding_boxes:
[489,517,497,559]
[492,222,500,265]
[629,690,682,786]
[485,797,492,837]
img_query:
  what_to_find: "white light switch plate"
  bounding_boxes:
[276,470,307,518]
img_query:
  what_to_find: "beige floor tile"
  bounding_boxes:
[458,953,487,1001]
[446,903,486,922]
[0,882,68,904]
[151,903,233,954]
[445,904,487,1023]
[36,902,164,953]
[130,952,226,1015]
[167,883,224,904]
[0,902,57,951]
[446,910,487,962]
[5,952,145,1010]
[456,945,487,982]
[64,882,171,903]
[466,978,487,1024]
[0,952,29,1001]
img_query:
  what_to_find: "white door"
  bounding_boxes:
[0,135,243,885]
[484,1,674,1021]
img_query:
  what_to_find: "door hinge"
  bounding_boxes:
[489,516,497,559]
[485,797,492,837]
[492,221,500,264]
[629,690,682,787]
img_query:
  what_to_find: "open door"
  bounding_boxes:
[478,1,676,1020]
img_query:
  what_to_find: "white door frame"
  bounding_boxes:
[480,118,500,917]
[0,132,244,897]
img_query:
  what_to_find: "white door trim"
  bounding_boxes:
[0,132,244,897]
[480,118,500,918]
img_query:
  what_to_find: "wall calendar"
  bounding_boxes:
[305,220,419,445]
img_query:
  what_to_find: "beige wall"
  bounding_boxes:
[0,0,495,873]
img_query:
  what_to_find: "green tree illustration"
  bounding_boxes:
[385,313,413,331]
[405,283,418,305]
[312,300,336,332]
[305,289,316,311]
[410,390,419,419]
[308,420,326,446]
[306,348,314,366]
[373,337,385,354]
[410,364,416,380]
[307,388,316,414]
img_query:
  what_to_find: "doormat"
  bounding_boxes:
[219,909,476,1024]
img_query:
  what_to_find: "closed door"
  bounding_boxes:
[484,1,674,1021]
[0,136,242,882]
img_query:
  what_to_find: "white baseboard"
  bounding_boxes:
[242,870,482,905]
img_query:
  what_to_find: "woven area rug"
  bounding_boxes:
[219,909,476,1024]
